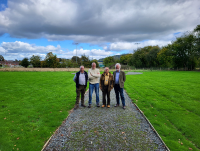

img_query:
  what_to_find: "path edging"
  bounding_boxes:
[41,89,89,151]
[124,89,170,151]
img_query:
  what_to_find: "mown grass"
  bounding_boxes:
[0,72,78,151]
[124,71,200,151]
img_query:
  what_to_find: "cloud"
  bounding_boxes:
[0,0,199,43]
[0,41,113,60]
[106,40,171,52]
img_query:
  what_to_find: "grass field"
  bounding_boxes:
[1,71,200,151]
[0,72,78,151]
[125,71,200,151]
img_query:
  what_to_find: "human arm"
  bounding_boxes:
[90,69,100,78]
[123,71,126,82]
[73,74,77,82]
[88,69,96,80]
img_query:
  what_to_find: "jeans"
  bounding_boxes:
[88,83,99,105]
[114,84,125,106]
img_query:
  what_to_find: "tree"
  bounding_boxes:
[157,45,174,68]
[0,55,4,61]
[81,55,91,68]
[71,56,81,65]
[120,54,132,65]
[44,52,59,68]
[103,56,115,67]
[20,58,30,68]
[30,55,41,67]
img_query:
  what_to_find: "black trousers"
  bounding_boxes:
[76,85,86,105]
[102,85,110,105]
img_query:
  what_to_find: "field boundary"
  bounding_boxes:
[124,89,170,151]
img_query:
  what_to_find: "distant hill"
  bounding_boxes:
[98,54,129,62]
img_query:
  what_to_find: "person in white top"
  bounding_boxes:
[88,62,100,108]
[73,66,88,110]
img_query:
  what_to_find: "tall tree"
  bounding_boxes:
[0,55,4,61]
[120,54,132,65]
[103,56,115,67]
[81,55,90,68]
[30,55,41,67]
[20,58,30,68]
[45,52,59,68]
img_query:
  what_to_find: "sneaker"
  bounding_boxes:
[81,104,86,107]
[122,106,126,109]
[114,104,119,107]
[88,104,91,108]
[107,105,110,108]
[74,105,79,110]
[102,105,106,108]
[97,104,100,107]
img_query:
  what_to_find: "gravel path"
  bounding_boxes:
[43,88,168,151]
[126,72,143,75]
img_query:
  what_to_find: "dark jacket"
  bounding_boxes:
[100,72,114,92]
[75,71,88,88]
[113,70,126,88]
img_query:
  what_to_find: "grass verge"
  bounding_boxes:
[0,72,78,151]
[124,71,200,151]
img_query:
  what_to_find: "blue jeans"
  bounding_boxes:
[88,83,99,105]
[114,84,125,106]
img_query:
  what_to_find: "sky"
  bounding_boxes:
[0,0,199,61]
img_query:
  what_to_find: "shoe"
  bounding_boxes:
[114,104,119,107]
[81,104,86,107]
[122,106,126,109]
[102,105,106,108]
[107,105,110,108]
[88,105,91,108]
[97,104,100,107]
[74,105,79,110]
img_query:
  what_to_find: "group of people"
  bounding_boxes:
[73,62,126,110]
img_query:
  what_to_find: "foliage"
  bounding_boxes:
[20,58,30,68]
[157,45,174,68]
[0,55,4,61]
[120,54,132,65]
[30,55,41,67]
[125,71,200,151]
[44,52,59,68]
[103,56,115,67]
[71,56,81,65]
[80,55,91,68]
[129,46,159,68]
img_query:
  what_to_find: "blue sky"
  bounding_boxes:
[0,0,199,60]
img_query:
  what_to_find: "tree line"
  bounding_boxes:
[19,52,99,68]
[103,25,200,70]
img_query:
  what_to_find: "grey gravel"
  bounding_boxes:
[43,88,168,151]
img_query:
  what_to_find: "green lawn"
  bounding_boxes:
[0,72,78,151]
[124,71,200,151]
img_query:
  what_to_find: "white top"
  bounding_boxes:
[88,68,100,84]
[73,72,86,85]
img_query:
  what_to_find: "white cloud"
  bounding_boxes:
[108,40,171,52]
[1,41,113,60]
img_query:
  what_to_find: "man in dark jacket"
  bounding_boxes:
[113,63,126,109]
[100,67,114,108]
[73,66,88,109]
